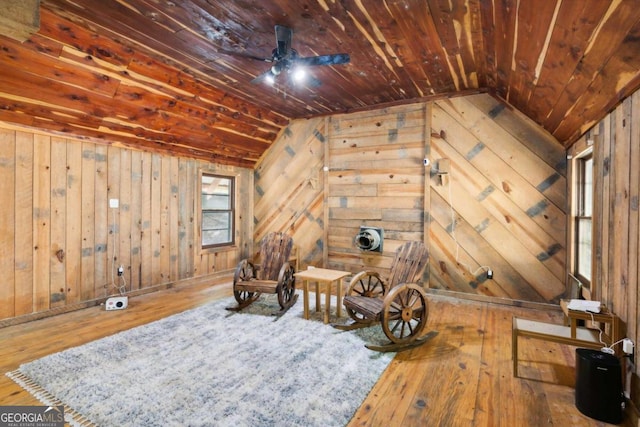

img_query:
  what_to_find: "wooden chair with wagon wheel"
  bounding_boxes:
[226,232,298,313]
[334,240,438,352]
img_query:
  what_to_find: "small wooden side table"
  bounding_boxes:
[560,299,620,347]
[295,267,351,324]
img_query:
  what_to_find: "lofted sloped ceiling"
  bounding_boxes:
[0,0,639,167]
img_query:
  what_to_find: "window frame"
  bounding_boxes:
[200,172,235,249]
[572,150,593,287]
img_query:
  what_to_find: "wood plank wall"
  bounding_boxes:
[431,96,567,302]
[253,118,327,266]
[255,93,567,304]
[327,104,429,275]
[0,125,252,321]
[575,89,640,412]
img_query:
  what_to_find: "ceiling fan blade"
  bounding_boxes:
[274,25,293,58]
[295,53,350,67]
[250,69,274,84]
[306,74,322,88]
[217,49,272,63]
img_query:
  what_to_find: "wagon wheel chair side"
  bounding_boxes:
[334,241,438,352]
[226,232,297,314]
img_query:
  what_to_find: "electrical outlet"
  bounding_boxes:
[623,338,634,355]
[109,198,119,209]
[117,265,124,276]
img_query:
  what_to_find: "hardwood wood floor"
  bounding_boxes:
[0,279,620,426]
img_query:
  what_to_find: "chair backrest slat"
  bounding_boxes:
[387,241,429,289]
[259,232,293,281]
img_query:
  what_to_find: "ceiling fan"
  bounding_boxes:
[239,25,350,87]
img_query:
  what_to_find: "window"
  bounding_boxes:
[201,174,234,248]
[574,152,593,284]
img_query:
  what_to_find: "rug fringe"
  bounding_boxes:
[6,370,97,427]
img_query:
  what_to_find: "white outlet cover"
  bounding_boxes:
[109,199,119,208]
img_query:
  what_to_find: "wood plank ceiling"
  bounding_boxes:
[0,0,639,167]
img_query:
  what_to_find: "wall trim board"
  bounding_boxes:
[425,288,562,313]
[0,271,233,329]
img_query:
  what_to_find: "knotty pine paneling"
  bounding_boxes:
[327,95,567,302]
[14,132,33,313]
[579,88,640,417]
[253,118,327,268]
[327,103,429,276]
[258,94,568,304]
[0,125,251,321]
[431,95,567,302]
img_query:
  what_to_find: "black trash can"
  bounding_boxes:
[575,348,623,424]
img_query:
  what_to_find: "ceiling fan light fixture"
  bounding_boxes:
[248,25,350,87]
[265,72,275,85]
[292,67,306,83]
[271,62,283,75]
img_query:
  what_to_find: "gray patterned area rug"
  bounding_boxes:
[7,292,394,427]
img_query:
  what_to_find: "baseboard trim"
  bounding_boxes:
[424,288,562,312]
[0,270,233,329]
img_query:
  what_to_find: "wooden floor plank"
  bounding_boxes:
[0,282,617,426]
[474,304,502,425]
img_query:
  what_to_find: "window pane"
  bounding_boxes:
[583,157,593,216]
[202,194,230,209]
[202,177,231,196]
[202,211,231,230]
[577,218,592,281]
[573,151,593,286]
[201,173,234,248]
[202,229,231,246]
[202,212,232,245]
